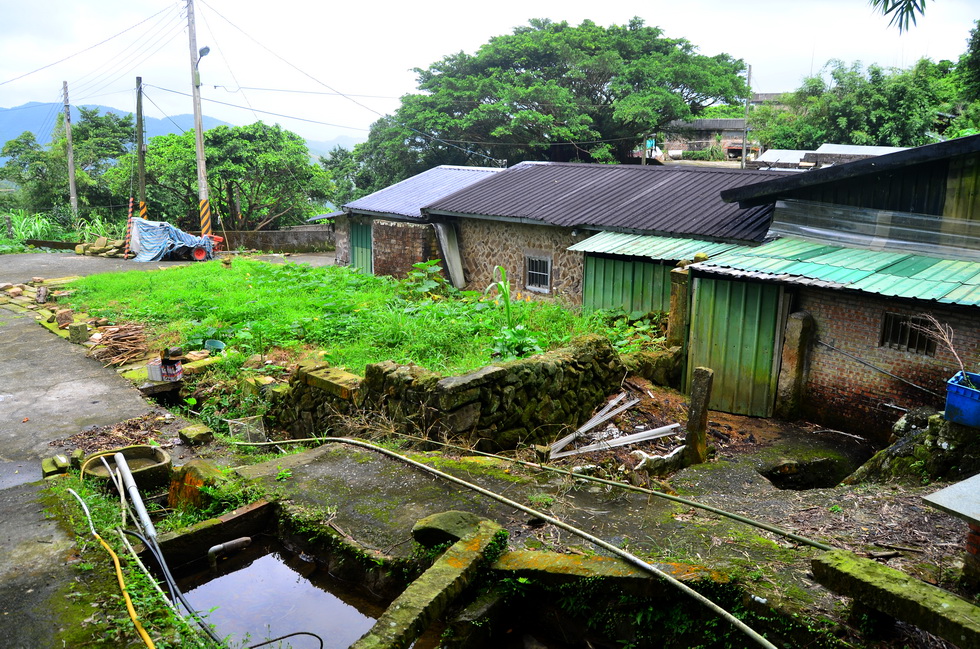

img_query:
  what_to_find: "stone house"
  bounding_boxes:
[332,165,503,281]
[420,161,786,311]
[335,161,785,313]
[683,135,980,441]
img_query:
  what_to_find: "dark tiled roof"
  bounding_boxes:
[344,165,502,219]
[424,162,786,242]
[722,134,980,207]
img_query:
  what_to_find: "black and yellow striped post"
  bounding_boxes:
[199,199,212,237]
[139,200,148,220]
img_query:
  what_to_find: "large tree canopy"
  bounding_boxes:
[326,18,747,200]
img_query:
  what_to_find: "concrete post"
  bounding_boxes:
[666,267,690,348]
[774,311,815,420]
[686,366,713,464]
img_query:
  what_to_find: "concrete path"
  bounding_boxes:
[0,250,335,647]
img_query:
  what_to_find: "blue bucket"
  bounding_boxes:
[945,371,980,428]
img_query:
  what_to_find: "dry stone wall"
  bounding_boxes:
[270,336,684,450]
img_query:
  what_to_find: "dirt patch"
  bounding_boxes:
[48,409,191,455]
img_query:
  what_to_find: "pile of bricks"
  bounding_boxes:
[74,236,128,258]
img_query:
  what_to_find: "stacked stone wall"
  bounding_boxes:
[334,216,351,266]
[271,336,682,450]
[795,287,980,441]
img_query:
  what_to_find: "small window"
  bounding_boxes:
[879,313,936,355]
[525,255,552,293]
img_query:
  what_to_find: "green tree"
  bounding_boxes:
[0,109,133,219]
[749,58,956,149]
[108,122,333,230]
[344,18,746,195]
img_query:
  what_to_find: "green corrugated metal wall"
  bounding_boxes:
[350,221,372,274]
[582,254,671,314]
[946,153,980,222]
[687,277,783,417]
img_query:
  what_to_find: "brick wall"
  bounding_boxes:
[795,287,980,441]
[456,220,589,304]
[372,221,441,279]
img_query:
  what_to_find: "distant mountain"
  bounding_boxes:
[0,102,365,156]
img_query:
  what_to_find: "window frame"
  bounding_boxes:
[878,312,936,356]
[524,253,552,294]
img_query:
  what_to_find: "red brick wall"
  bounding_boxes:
[371,220,442,279]
[795,287,980,441]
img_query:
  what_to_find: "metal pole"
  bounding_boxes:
[740,65,751,170]
[187,0,211,236]
[62,82,79,218]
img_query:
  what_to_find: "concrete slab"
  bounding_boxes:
[922,474,980,525]
[0,310,149,487]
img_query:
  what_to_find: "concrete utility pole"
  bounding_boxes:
[740,65,752,170]
[187,0,211,236]
[62,82,79,218]
[135,77,147,216]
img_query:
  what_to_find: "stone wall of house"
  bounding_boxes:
[269,336,682,450]
[372,221,442,279]
[334,215,351,266]
[456,220,589,304]
[795,287,980,442]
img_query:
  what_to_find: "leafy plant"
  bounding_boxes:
[401,259,456,299]
[486,266,542,361]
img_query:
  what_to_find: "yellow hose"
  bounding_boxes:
[68,489,156,649]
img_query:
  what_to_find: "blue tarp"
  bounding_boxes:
[130,218,214,263]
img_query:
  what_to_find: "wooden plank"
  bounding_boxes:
[549,394,634,457]
[551,423,681,459]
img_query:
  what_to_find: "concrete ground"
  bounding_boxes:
[0,250,335,648]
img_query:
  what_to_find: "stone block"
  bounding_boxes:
[42,454,70,478]
[168,458,226,509]
[812,550,980,648]
[182,355,223,375]
[305,367,361,401]
[68,322,89,343]
[55,309,74,327]
[242,375,276,396]
[74,244,88,255]
[179,423,214,446]
[94,236,108,249]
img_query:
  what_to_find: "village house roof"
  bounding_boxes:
[690,237,980,308]
[423,161,787,243]
[343,165,502,219]
[722,135,980,208]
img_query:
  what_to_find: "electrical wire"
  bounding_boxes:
[0,5,176,87]
[66,489,157,649]
[233,437,778,649]
[231,435,835,552]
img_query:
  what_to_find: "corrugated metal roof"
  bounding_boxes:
[692,237,980,307]
[344,165,502,219]
[567,231,743,260]
[424,162,787,242]
[814,143,908,156]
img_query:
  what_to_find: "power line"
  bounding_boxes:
[196,0,505,166]
[0,5,176,87]
[145,84,370,132]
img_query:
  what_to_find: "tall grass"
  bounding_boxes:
[0,210,127,253]
[67,259,639,375]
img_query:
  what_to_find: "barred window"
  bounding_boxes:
[879,313,936,355]
[525,255,551,293]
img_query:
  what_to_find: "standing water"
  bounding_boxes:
[179,538,385,648]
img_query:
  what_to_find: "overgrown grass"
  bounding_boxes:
[0,210,127,253]
[67,258,663,375]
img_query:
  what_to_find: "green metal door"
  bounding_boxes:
[350,221,372,274]
[582,254,671,314]
[687,277,783,417]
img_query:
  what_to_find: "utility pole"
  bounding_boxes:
[740,65,752,170]
[187,0,211,236]
[135,77,148,218]
[62,82,79,218]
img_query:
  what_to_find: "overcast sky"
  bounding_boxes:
[1,0,976,144]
